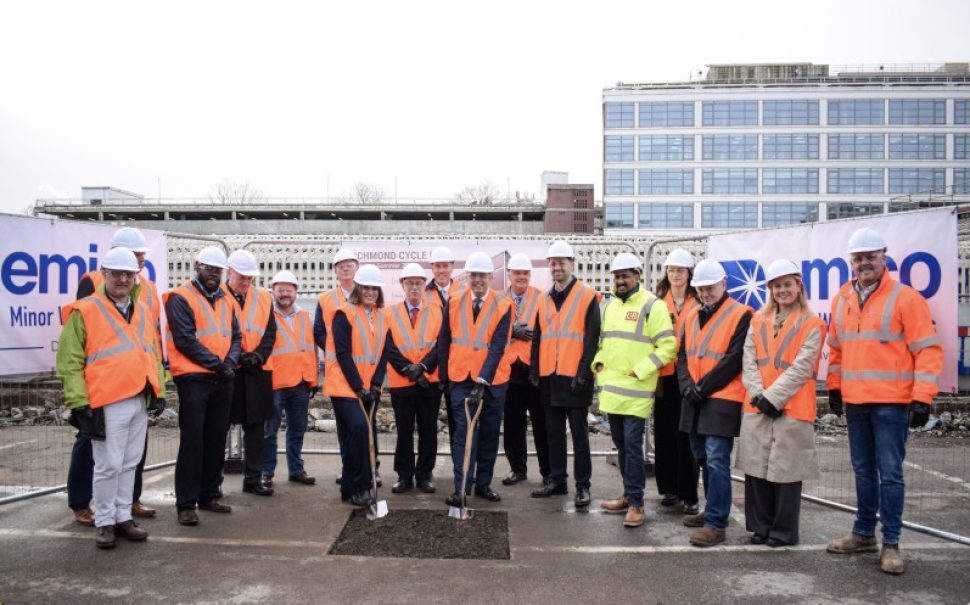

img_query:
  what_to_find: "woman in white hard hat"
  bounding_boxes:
[737,259,825,547]
[653,248,701,515]
[323,264,392,506]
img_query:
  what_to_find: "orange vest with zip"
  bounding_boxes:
[323,304,389,398]
[222,285,274,371]
[683,297,751,403]
[447,289,512,385]
[62,291,160,408]
[163,282,234,376]
[317,287,349,357]
[742,309,825,422]
[501,286,541,368]
[537,280,598,378]
[78,270,161,334]
[387,301,442,388]
[272,307,318,390]
[660,291,698,377]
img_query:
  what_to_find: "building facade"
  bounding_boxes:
[544,183,596,234]
[602,63,970,236]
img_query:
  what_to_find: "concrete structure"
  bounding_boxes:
[603,62,970,236]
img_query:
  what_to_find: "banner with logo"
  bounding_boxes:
[707,208,957,393]
[0,214,167,376]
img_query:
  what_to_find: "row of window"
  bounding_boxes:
[605,201,890,229]
[605,99,970,128]
[605,133,970,161]
[605,168,967,195]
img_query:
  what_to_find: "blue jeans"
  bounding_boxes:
[608,414,646,507]
[263,383,310,477]
[846,403,910,545]
[688,433,734,531]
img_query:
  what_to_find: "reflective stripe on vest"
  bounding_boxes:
[351,307,386,365]
[84,296,155,364]
[391,304,434,353]
[540,285,590,344]
[600,296,660,345]
[685,298,739,360]
[453,294,499,351]
[833,282,906,344]
[275,312,313,355]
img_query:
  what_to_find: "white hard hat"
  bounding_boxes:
[546,240,575,259]
[270,270,299,289]
[610,252,642,274]
[847,227,887,254]
[333,248,358,265]
[465,251,494,274]
[111,227,150,253]
[227,250,260,277]
[664,248,695,268]
[354,264,384,287]
[400,263,427,281]
[430,246,455,263]
[507,253,533,271]
[691,259,727,287]
[101,247,140,272]
[196,246,228,269]
[765,259,800,283]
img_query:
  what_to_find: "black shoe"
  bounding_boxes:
[335,476,342,485]
[474,485,501,502]
[375,469,382,488]
[243,482,274,496]
[575,487,591,507]
[445,492,462,507]
[750,533,767,545]
[502,471,528,486]
[392,479,413,494]
[350,490,374,507]
[542,476,552,486]
[660,494,679,507]
[531,483,568,498]
[766,537,792,548]
[417,479,436,493]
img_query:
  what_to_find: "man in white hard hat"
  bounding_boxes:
[68,226,162,527]
[425,245,465,307]
[594,252,677,528]
[438,251,512,505]
[530,240,601,507]
[262,270,318,488]
[825,227,942,575]
[164,246,242,526]
[222,250,277,497]
[499,253,549,486]
[57,247,166,548]
[677,259,753,547]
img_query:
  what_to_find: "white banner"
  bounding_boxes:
[707,208,958,393]
[0,215,168,375]
[342,240,552,305]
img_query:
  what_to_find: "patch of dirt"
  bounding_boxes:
[329,508,509,560]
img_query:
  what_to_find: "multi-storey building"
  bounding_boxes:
[602,62,970,235]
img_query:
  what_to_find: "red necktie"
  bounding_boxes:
[409,306,419,328]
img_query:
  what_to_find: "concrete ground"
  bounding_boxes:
[1,453,969,605]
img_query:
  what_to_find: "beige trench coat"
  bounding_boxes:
[736,309,821,483]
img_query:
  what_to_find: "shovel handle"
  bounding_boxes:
[356,398,378,497]
[458,395,485,509]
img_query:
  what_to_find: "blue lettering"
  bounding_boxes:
[2,252,38,295]
[801,257,848,300]
[9,305,55,326]
[144,260,156,282]
[89,244,98,272]
[39,254,86,294]
[900,252,941,298]
[2,244,108,295]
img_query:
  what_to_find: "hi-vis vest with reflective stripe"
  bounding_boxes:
[62,291,160,409]
[272,308,318,390]
[323,304,389,398]
[427,279,465,308]
[79,271,161,334]
[660,291,698,378]
[825,276,942,405]
[447,289,512,385]
[501,286,541,368]
[537,281,598,378]
[387,301,442,388]
[223,285,274,371]
[318,287,349,358]
[743,309,825,422]
[163,282,234,376]
[683,297,751,403]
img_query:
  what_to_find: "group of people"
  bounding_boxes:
[55,226,942,576]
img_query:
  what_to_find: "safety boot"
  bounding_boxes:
[880,545,904,575]
[623,506,645,528]
[826,532,878,554]
[600,496,629,514]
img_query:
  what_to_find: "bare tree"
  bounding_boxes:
[209,179,265,205]
[454,180,502,206]
[350,181,386,204]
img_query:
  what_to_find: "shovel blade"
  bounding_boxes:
[448,505,475,521]
[366,499,389,520]
[448,505,462,519]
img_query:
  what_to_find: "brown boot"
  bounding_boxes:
[826,532,878,554]
[623,506,645,528]
[131,501,156,518]
[682,512,705,527]
[115,520,148,542]
[600,496,629,514]
[74,508,95,527]
[95,525,116,549]
[880,545,904,575]
[689,526,725,547]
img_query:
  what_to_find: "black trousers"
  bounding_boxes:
[391,387,439,483]
[174,379,233,510]
[442,384,455,447]
[654,375,700,504]
[504,381,549,478]
[240,422,264,484]
[67,430,149,511]
[544,405,592,489]
[744,475,803,545]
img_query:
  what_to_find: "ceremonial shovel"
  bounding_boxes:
[449,396,484,521]
[357,398,388,520]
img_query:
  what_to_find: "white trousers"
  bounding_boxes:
[92,395,148,528]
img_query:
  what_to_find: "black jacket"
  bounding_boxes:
[164,278,242,382]
[227,285,277,424]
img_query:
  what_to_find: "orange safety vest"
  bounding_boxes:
[271,307,318,390]
[223,285,274,371]
[78,270,161,332]
[427,279,465,307]
[62,291,160,408]
[387,301,442,388]
[537,280,598,378]
[660,291,698,377]
[501,286,541,368]
[743,309,825,422]
[323,304,389,398]
[826,276,942,405]
[447,289,512,385]
[318,287,350,355]
[683,297,751,403]
[163,282,234,376]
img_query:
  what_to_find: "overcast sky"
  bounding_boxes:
[1,0,968,213]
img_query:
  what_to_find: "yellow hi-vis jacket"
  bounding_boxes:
[592,288,677,419]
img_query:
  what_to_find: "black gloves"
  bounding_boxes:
[402,363,424,381]
[218,362,236,381]
[909,402,930,429]
[570,376,589,395]
[240,351,262,369]
[416,375,431,389]
[683,384,704,405]
[828,390,843,417]
[370,386,381,404]
[752,394,782,419]
[148,396,166,418]
[357,388,375,406]
[511,323,533,341]
[529,375,540,388]
[469,383,486,405]
[70,406,106,440]
[309,386,320,399]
